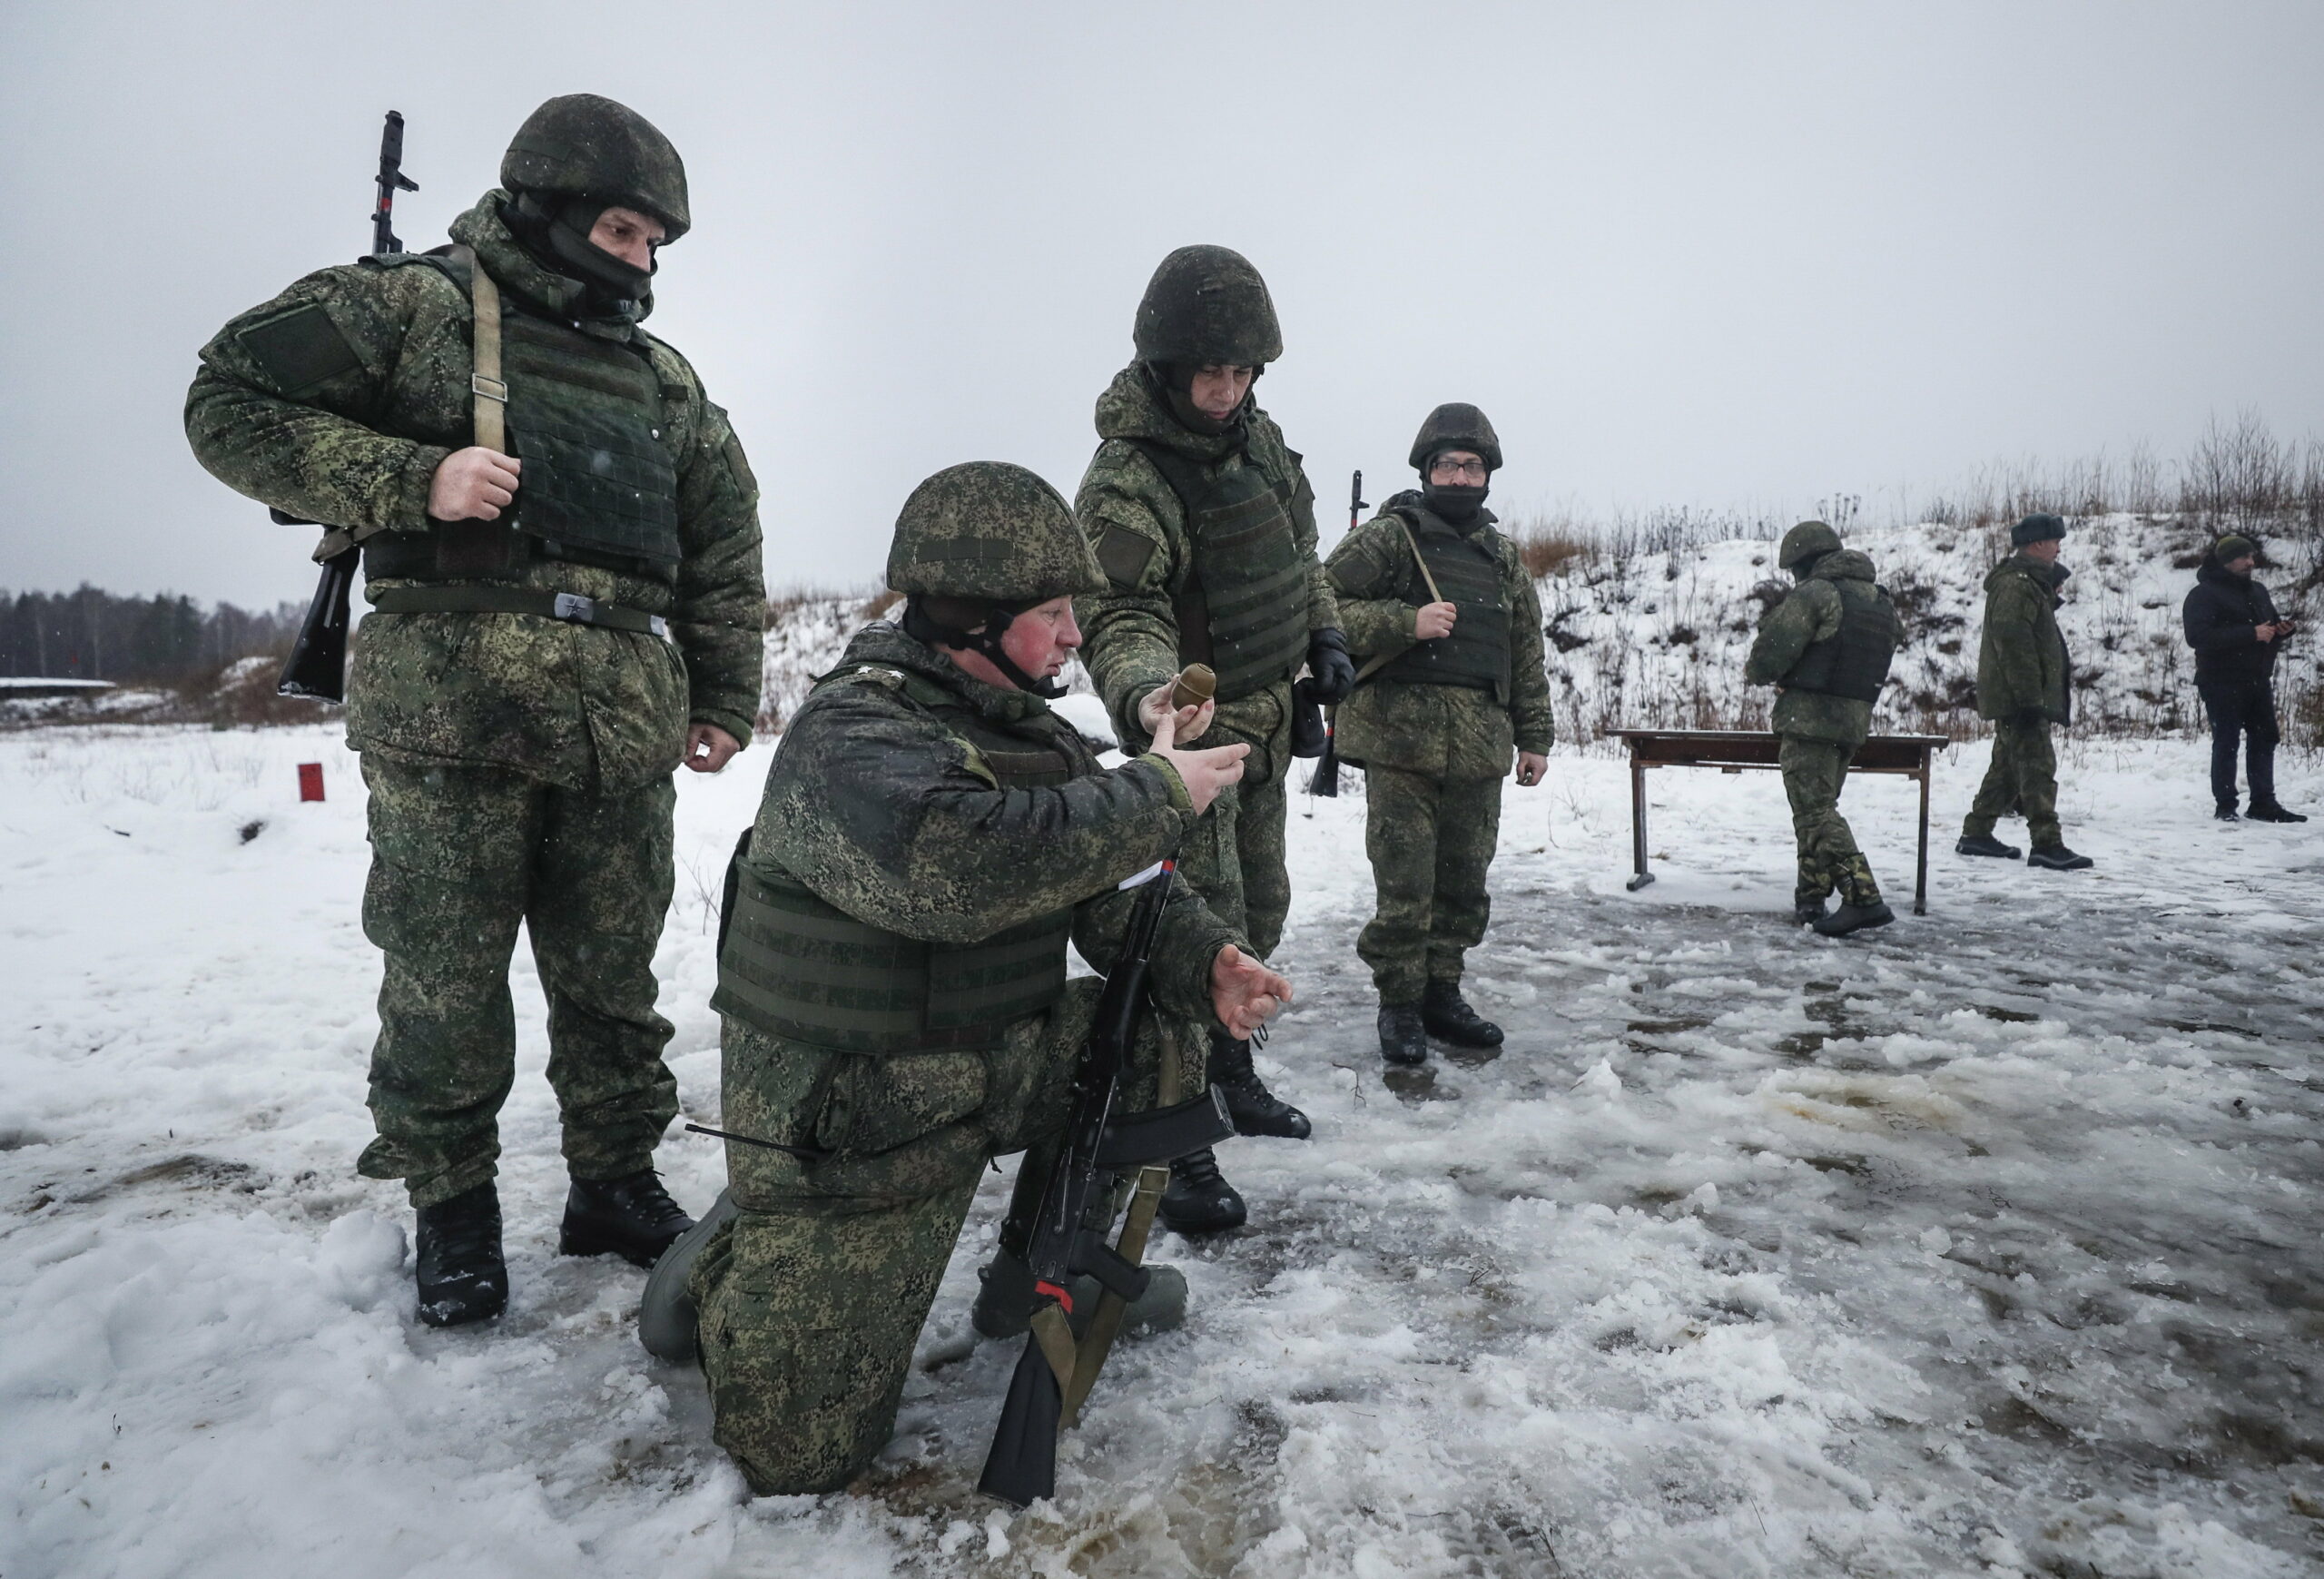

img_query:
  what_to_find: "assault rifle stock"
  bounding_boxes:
[275,111,419,703]
[978,856,1231,1506]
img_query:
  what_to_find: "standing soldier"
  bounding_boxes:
[1324,406,1552,1063]
[2183,533,2305,823]
[675,463,1288,1495]
[184,95,765,1326]
[1956,514,2094,870]
[1072,245,1354,1231]
[1744,520,1906,936]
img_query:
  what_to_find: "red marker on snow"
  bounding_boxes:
[298,764,325,802]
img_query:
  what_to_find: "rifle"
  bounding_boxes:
[1306,470,1369,795]
[1308,484,1443,798]
[978,857,1232,1506]
[275,111,419,702]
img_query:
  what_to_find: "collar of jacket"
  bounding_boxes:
[2196,558,2255,590]
[1383,489,1497,539]
[1093,363,1252,465]
[449,190,648,339]
[839,621,1059,725]
[1805,548,1877,585]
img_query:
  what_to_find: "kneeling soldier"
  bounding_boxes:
[678,463,1290,1495]
[1745,520,1905,936]
[1324,405,1553,1064]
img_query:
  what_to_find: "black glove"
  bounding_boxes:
[1305,627,1357,706]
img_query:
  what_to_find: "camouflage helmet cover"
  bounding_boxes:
[1408,403,1503,472]
[887,462,1105,602]
[1777,519,1844,570]
[1133,245,1284,367]
[502,94,692,240]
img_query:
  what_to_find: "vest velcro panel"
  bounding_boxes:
[1376,513,1513,697]
[502,311,683,576]
[1787,579,1901,703]
[1130,441,1311,702]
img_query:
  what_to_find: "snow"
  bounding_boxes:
[4,719,2320,1578]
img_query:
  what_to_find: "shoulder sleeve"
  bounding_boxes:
[655,340,765,745]
[1075,440,1190,742]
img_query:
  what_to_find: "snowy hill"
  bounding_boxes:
[755,514,2319,747]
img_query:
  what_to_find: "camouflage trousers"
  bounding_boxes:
[693,980,1197,1495]
[1962,719,2061,848]
[1177,734,1290,962]
[1357,765,1503,1002]
[356,754,678,1209]
[1778,735,1884,909]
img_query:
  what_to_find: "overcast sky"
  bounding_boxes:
[3,1,2319,608]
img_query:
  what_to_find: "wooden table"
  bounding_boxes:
[1609,729,1950,915]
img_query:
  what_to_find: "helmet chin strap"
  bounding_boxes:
[901,597,1068,698]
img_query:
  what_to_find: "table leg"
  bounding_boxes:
[1914,754,1931,916]
[1625,755,1656,891]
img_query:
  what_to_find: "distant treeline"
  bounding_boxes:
[0,587,302,684]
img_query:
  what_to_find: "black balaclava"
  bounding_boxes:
[901,596,1067,698]
[1146,361,1253,439]
[501,191,655,316]
[1419,449,1491,525]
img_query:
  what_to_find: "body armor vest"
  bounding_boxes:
[1787,578,1901,703]
[712,666,1079,1054]
[1374,508,1512,698]
[363,254,683,584]
[1128,440,1310,703]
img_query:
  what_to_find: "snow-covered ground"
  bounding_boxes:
[4,724,2320,1578]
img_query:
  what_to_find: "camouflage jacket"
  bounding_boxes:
[184,192,764,787]
[1974,554,2073,724]
[1072,366,1337,787]
[1324,495,1554,778]
[1745,548,1883,745]
[748,622,1241,1016]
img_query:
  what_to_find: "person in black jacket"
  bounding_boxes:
[2182,534,2305,823]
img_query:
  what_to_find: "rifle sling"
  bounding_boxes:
[1324,519,1441,716]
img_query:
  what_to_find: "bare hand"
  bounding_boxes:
[428,447,522,521]
[1137,677,1216,745]
[684,723,742,774]
[1209,944,1294,1039]
[2255,622,2280,644]
[1413,600,1458,641]
[1514,751,1548,787]
[1148,706,1247,814]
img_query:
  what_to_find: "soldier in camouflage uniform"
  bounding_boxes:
[184,95,764,1326]
[1324,406,1553,1063]
[1745,521,1906,937]
[674,462,1288,1495]
[1957,514,2094,870]
[1073,245,1354,1232]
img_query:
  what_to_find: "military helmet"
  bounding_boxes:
[1133,245,1283,367]
[503,94,692,240]
[1777,519,1843,571]
[1408,403,1502,473]
[887,462,1104,603]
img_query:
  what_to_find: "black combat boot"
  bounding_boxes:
[1422,980,1502,1047]
[1157,1148,1246,1235]
[2247,801,2308,824]
[1812,900,1895,937]
[971,1245,1190,1340]
[1955,833,2021,859]
[415,1180,507,1328]
[1210,1030,1311,1140]
[637,1187,737,1363]
[560,1168,695,1268]
[1378,1002,1428,1065]
[2215,804,2241,822]
[2027,844,2094,871]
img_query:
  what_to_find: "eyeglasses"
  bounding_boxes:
[1429,459,1489,481]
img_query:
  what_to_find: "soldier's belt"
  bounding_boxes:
[370,585,671,639]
